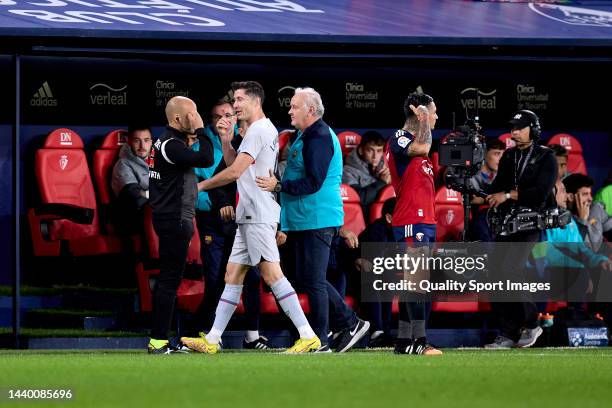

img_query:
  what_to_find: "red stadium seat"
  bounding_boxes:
[498,133,516,149]
[431,151,445,188]
[545,301,567,313]
[434,187,464,242]
[431,294,491,313]
[392,295,491,313]
[92,129,129,237]
[136,206,204,313]
[28,128,121,257]
[92,129,127,206]
[547,133,587,175]
[368,184,396,223]
[278,129,294,153]
[340,184,366,236]
[337,131,361,158]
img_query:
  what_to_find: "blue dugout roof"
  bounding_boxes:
[1,1,612,47]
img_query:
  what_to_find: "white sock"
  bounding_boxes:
[245,330,260,342]
[205,284,242,344]
[271,277,316,339]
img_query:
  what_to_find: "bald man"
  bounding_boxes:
[148,96,215,354]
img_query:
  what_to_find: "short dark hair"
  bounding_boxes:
[563,173,594,194]
[549,144,568,158]
[127,124,151,138]
[211,98,232,111]
[382,197,397,217]
[360,130,386,148]
[485,138,506,152]
[403,92,433,120]
[231,81,265,105]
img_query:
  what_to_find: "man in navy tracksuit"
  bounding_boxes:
[257,87,369,352]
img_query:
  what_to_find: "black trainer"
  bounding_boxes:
[394,337,442,355]
[394,338,414,354]
[368,332,394,348]
[314,344,332,353]
[243,336,270,350]
[412,337,443,355]
[328,331,342,350]
[334,319,370,353]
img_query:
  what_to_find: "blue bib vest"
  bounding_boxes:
[280,126,344,231]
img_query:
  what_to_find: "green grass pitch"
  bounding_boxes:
[1,348,611,407]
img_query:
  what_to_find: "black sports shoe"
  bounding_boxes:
[394,337,442,355]
[243,336,270,350]
[394,338,414,354]
[368,332,394,348]
[328,331,342,350]
[334,319,370,353]
[412,337,443,355]
[314,344,332,353]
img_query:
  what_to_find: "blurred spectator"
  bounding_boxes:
[469,138,505,242]
[549,144,569,181]
[110,124,152,235]
[564,173,612,253]
[342,130,391,217]
[470,138,505,205]
[355,197,397,348]
[531,180,611,324]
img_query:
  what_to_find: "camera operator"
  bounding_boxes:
[484,110,557,349]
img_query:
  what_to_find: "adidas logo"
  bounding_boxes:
[30,81,58,107]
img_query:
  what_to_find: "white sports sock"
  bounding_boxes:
[245,330,260,342]
[205,284,242,344]
[271,277,315,339]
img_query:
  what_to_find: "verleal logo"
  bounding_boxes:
[530,4,612,27]
[277,86,296,109]
[89,83,128,106]
[30,81,58,107]
[460,88,497,111]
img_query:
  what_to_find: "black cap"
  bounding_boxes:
[509,110,538,129]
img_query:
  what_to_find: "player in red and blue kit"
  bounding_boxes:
[387,92,442,355]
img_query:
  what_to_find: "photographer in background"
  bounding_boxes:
[485,110,557,349]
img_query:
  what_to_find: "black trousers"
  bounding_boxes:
[151,217,194,340]
[491,230,541,342]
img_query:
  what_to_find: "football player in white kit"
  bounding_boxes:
[181,81,320,353]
